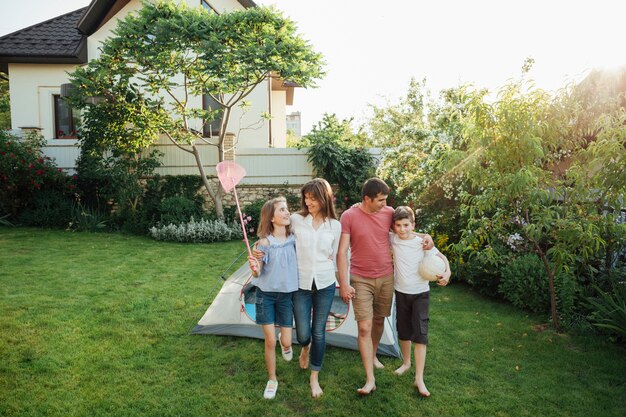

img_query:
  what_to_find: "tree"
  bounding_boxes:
[452,79,611,332]
[69,0,324,217]
[303,114,375,208]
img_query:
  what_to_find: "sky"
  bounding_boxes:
[2,0,625,134]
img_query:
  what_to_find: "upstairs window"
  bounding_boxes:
[201,1,218,13]
[53,95,80,139]
[203,94,223,137]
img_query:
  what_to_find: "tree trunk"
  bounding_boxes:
[538,250,562,332]
[191,145,225,219]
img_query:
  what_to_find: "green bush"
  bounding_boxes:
[499,254,577,320]
[70,202,108,232]
[305,114,376,209]
[18,188,73,228]
[587,280,626,342]
[458,257,502,298]
[499,255,550,313]
[139,175,204,226]
[159,196,201,225]
[0,130,76,227]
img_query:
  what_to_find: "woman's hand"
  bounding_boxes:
[252,243,265,260]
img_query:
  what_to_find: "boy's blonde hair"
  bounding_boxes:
[256,196,291,238]
[392,206,415,224]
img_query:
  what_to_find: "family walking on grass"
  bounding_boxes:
[248,177,451,400]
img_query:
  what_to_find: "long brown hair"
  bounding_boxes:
[298,178,337,220]
[256,196,291,238]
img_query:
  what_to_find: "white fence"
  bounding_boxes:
[42,141,382,186]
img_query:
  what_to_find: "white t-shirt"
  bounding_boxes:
[290,213,342,290]
[390,232,440,295]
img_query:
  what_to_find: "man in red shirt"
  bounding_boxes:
[338,178,433,395]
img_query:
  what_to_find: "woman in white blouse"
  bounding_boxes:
[290,178,342,398]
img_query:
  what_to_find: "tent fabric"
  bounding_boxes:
[192,263,401,357]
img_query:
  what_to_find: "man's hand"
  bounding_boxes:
[340,284,356,304]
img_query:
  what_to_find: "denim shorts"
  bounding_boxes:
[255,288,294,327]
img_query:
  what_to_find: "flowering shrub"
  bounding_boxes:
[149,217,243,243]
[0,130,75,218]
[241,212,255,236]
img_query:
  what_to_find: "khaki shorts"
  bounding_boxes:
[350,274,394,322]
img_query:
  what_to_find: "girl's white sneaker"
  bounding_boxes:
[264,380,278,399]
[278,333,293,361]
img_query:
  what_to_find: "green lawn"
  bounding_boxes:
[1,228,624,417]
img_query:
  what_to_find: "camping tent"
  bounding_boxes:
[192,263,401,357]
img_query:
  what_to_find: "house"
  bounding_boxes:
[0,0,312,184]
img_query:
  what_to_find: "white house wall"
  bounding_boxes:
[271,89,287,148]
[7,0,290,175]
[86,0,272,150]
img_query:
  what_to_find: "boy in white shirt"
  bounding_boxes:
[390,206,450,397]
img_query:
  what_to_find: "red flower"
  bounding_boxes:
[38,158,44,163]
[57,168,63,173]
[36,169,44,175]
[69,184,75,189]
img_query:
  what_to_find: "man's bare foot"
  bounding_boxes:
[374,357,384,369]
[299,346,310,369]
[311,380,323,398]
[415,380,430,397]
[394,363,411,375]
[357,382,376,396]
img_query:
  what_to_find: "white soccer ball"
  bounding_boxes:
[419,255,446,282]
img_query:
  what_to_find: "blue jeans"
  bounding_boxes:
[293,282,335,371]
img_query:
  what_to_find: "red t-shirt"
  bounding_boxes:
[340,205,393,278]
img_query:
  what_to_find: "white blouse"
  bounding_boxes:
[290,213,342,290]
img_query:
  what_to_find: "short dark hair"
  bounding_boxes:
[361,178,390,200]
[393,206,415,224]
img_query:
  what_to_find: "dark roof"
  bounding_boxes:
[0,0,257,73]
[0,8,88,66]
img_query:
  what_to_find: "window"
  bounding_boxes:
[203,94,223,137]
[201,0,218,13]
[53,95,80,139]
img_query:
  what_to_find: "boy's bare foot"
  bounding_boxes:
[299,346,310,369]
[357,381,376,396]
[415,380,430,397]
[311,380,323,398]
[373,357,384,369]
[394,363,411,375]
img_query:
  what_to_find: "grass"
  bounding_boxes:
[1,227,625,417]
